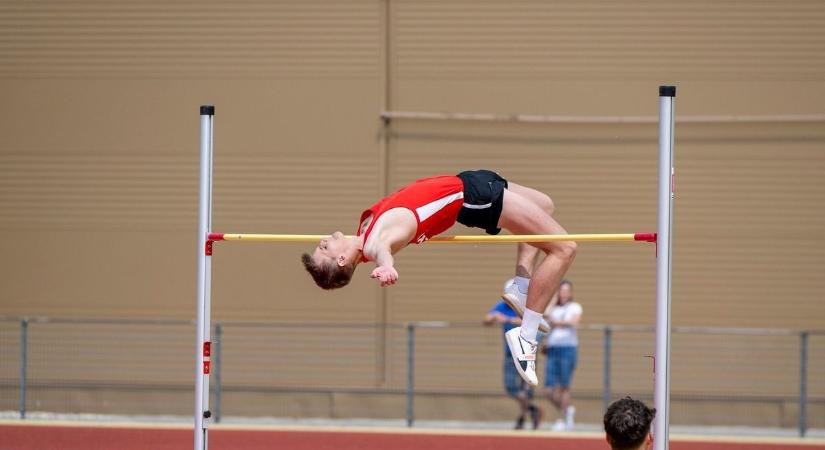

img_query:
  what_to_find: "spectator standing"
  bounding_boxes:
[543,279,582,430]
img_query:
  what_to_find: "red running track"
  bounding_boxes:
[1,423,823,450]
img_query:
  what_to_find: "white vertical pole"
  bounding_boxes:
[654,86,675,450]
[195,105,215,450]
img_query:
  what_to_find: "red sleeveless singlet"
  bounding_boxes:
[357,175,464,262]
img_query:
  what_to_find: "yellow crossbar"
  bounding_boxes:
[208,233,655,243]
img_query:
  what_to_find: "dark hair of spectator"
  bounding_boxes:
[603,396,656,450]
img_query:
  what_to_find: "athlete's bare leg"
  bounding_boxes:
[506,183,555,279]
[498,183,575,386]
[498,186,576,328]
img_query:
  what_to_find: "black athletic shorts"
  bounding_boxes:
[456,169,509,235]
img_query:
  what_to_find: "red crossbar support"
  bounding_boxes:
[634,233,658,243]
[205,233,225,255]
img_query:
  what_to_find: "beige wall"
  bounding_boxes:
[1,0,824,425]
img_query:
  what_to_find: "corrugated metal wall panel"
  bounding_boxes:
[390,1,825,333]
[0,0,822,423]
[214,154,377,231]
[0,154,197,230]
[386,121,658,325]
[0,1,384,323]
[393,0,825,80]
[0,0,381,78]
[672,131,825,329]
[386,120,825,330]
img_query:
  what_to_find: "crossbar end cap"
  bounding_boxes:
[200,105,215,116]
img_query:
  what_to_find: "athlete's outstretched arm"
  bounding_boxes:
[362,208,416,287]
[369,244,398,287]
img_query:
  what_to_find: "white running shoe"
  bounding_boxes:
[565,405,576,429]
[551,419,567,431]
[504,327,539,386]
[502,279,550,333]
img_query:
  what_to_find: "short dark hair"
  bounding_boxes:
[604,397,656,450]
[301,253,356,290]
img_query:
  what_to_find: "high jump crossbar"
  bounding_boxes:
[194,86,676,450]
[207,233,657,244]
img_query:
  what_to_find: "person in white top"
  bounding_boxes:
[542,279,582,431]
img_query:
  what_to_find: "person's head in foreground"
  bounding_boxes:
[301,232,361,289]
[604,396,656,450]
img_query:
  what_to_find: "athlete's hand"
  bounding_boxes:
[371,266,399,287]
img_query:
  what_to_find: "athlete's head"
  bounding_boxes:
[603,396,656,450]
[301,232,359,289]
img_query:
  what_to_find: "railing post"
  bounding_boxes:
[406,323,415,427]
[19,318,28,419]
[214,322,222,424]
[603,326,612,413]
[799,331,808,437]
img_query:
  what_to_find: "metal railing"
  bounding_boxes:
[0,317,822,435]
[380,110,825,125]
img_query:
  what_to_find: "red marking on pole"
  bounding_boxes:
[205,240,213,256]
[203,361,211,374]
[634,233,657,243]
[203,342,211,357]
[207,233,225,241]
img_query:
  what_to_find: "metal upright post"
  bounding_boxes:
[19,319,28,419]
[799,331,808,437]
[603,326,612,413]
[195,105,215,450]
[214,322,222,424]
[406,323,415,427]
[654,86,676,450]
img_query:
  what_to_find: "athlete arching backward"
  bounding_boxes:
[301,169,577,386]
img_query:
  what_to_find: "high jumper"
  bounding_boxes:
[302,169,576,386]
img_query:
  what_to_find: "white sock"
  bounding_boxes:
[520,308,542,343]
[513,276,530,294]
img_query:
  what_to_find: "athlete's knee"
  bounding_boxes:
[557,240,577,260]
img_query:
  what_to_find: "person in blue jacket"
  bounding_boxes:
[485,300,544,429]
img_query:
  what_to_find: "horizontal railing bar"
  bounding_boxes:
[381,110,825,125]
[1,316,822,335]
[2,381,820,404]
[0,316,194,326]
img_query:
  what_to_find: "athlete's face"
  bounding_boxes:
[312,231,347,266]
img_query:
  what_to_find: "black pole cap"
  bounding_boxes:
[200,105,215,116]
[659,86,676,97]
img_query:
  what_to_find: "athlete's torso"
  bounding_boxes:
[357,175,464,261]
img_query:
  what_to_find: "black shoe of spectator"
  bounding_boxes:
[514,414,526,430]
[529,405,544,430]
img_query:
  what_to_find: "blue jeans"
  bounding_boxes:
[503,357,534,398]
[544,346,578,388]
